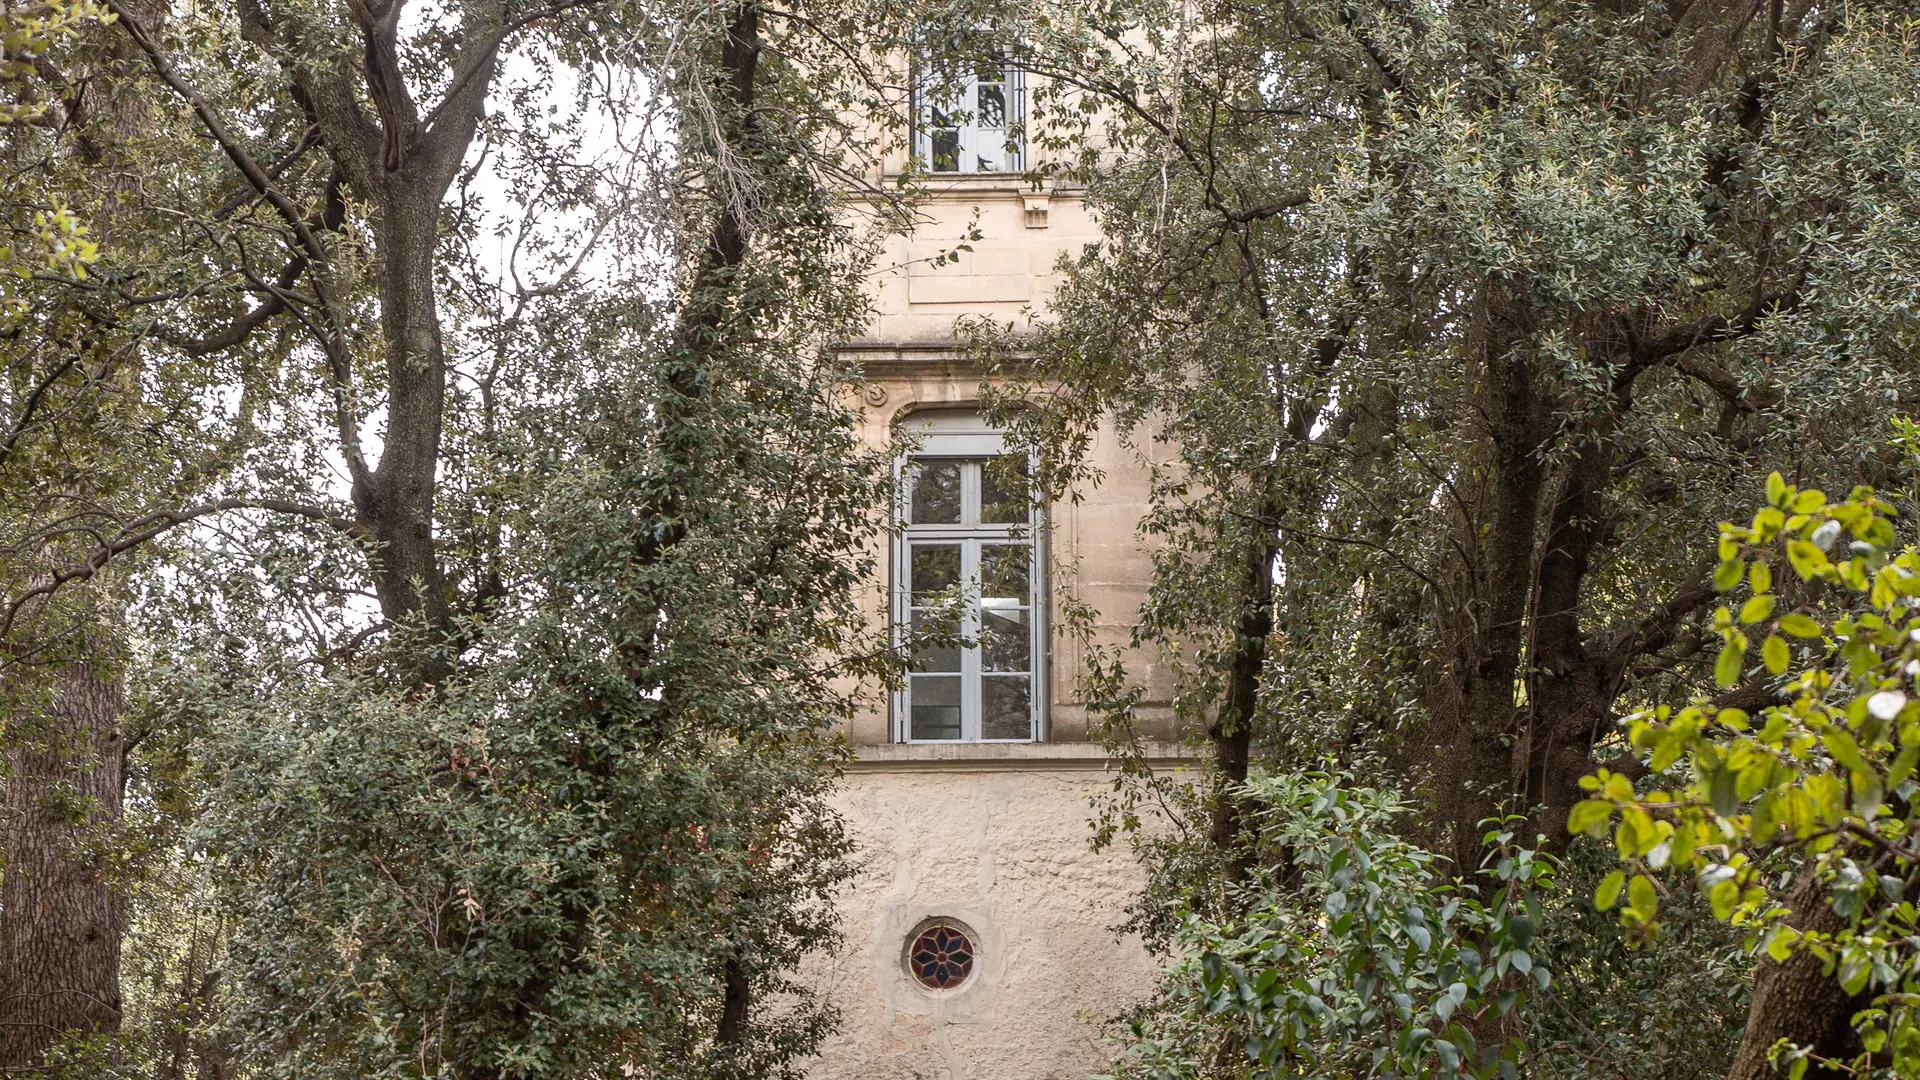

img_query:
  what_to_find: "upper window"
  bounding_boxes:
[914,54,1024,174]
[894,414,1042,742]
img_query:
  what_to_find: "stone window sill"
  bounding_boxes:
[846,740,1197,773]
[885,171,1038,189]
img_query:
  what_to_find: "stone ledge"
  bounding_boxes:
[877,173,1087,196]
[845,740,1199,773]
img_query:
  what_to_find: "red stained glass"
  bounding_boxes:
[908,924,975,989]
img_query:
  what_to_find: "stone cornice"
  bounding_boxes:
[840,339,1034,380]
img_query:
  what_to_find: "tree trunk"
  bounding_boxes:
[1426,284,1553,873]
[0,0,163,1061]
[1211,520,1273,881]
[285,0,500,691]
[0,664,126,1068]
[355,190,451,669]
[1727,869,1862,1080]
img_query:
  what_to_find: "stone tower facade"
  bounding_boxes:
[804,61,1187,1080]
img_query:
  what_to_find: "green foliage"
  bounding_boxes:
[1106,774,1551,1080]
[0,0,106,280]
[982,0,1920,1072]
[141,31,899,1076]
[0,0,918,1073]
[0,0,106,127]
[1525,838,1752,1080]
[988,0,1920,868]
[194,669,852,1079]
[1575,445,1920,1076]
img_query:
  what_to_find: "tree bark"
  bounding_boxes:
[1727,868,1862,1080]
[0,665,126,1069]
[353,189,452,659]
[1424,281,1555,873]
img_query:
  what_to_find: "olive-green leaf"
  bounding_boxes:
[1713,559,1744,592]
[1890,746,1920,787]
[1709,879,1739,920]
[1709,766,1740,817]
[1787,541,1828,580]
[1567,799,1612,837]
[1826,728,1864,773]
[1627,874,1657,920]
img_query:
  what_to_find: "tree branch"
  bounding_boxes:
[1634,269,1806,366]
[1597,572,1717,690]
[157,255,306,356]
[0,498,366,640]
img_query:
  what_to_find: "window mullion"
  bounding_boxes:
[961,539,981,741]
[1028,538,1041,740]
[963,70,981,172]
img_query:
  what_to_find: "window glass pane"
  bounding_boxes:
[929,126,959,172]
[911,675,962,740]
[981,676,1030,739]
[975,83,1005,128]
[911,544,961,599]
[980,606,1028,672]
[911,460,961,523]
[981,457,1029,523]
[910,610,961,673]
[979,543,1028,601]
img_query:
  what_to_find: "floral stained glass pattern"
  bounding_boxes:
[908,924,975,989]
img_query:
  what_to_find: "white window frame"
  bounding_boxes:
[912,52,1025,174]
[891,413,1047,743]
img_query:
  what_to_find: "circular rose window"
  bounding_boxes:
[907,922,976,990]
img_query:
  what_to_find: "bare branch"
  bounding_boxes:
[211,123,320,220]
[1635,268,1807,366]
[0,498,367,641]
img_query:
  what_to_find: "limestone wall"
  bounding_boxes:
[862,175,1098,344]
[804,746,1189,1079]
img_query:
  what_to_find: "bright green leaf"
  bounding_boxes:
[1779,613,1824,638]
[1627,874,1657,921]
[1567,799,1612,837]
[1762,634,1790,675]
[1595,870,1625,912]
[1788,541,1828,580]
[1715,642,1744,687]
[1714,558,1744,592]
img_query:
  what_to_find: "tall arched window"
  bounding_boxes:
[894,413,1044,742]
